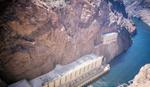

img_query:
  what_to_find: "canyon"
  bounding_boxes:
[1,0,150,87]
[0,0,136,86]
[123,0,150,87]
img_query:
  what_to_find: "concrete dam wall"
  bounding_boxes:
[8,54,110,87]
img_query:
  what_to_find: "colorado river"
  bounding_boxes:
[91,18,150,87]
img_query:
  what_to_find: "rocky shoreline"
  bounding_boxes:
[117,64,150,87]
[120,0,150,86]
[128,64,150,87]
[123,0,150,26]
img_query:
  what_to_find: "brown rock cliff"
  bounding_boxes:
[0,0,135,83]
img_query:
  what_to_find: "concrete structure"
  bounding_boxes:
[30,54,104,87]
[102,32,118,44]
[8,54,110,87]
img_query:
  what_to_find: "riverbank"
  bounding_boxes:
[118,64,150,87]
[128,64,150,87]
[124,0,150,27]
[90,18,150,87]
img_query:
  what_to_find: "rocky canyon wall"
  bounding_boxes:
[0,0,135,84]
[119,1,150,87]
[123,0,150,26]
[128,64,150,87]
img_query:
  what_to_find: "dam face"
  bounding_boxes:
[9,54,110,87]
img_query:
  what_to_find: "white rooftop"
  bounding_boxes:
[103,32,118,37]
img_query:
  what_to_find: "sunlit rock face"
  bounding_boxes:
[122,0,150,26]
[128,64,150,87]
[107,0,136,34]
[0,0,134,83]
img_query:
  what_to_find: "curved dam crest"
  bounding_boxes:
[91,18,150,87]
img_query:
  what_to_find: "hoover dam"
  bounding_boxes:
[0,0,150,87]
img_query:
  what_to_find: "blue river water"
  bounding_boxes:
[91,18,150,87]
